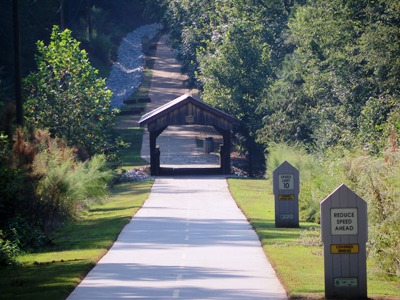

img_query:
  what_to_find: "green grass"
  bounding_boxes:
[0,181,153,300]
[114,127,148,169]
[228,178,400,299]
[128,68,153,100]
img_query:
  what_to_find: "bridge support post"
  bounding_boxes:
[220,130,231,175]
[149,127,166,176]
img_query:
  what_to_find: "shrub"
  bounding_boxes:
[0,132,37,229]
[0,217,46,266]
[32,136,112,231]
[0,230,20,266]
[6,217,48,250]
[3,128,113,236]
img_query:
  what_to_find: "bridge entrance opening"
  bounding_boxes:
[139,94,239,176]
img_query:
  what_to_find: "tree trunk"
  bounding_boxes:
[60,0,65,30]
[13,0,23,126]
[87,0,92,40]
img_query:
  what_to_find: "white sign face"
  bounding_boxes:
[331,208,358,235]
[278,174,294,190]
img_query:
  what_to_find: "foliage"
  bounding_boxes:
[0,230,21,266]
[1,1,149,134]
[0,132,36,230]
[0,216,49,266]
[23,26,117,158]
[6,216,48,250]
[0,0,148,84]
[268,141,400,277]
[259,0,400,276]
[266,143,341,222]
[339,144,400,277]
[262,0,400,152]
[198,20,273,174]
[29,132,112,231]
[157,0,399,156]
[158,0,302,175]
[2,128,112,245]
[358,95,400,154]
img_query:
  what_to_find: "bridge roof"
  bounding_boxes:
[139,94,239,132]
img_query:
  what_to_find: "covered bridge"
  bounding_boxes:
[139,94,240,175]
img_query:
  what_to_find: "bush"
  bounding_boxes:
[0,132,37,229]
[6,216,49,250]
[0,216,49,266]
[2,128,113,236]
[0,230,21,266]
[31,135,112,231]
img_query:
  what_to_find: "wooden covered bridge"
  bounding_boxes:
[139,94,240,175]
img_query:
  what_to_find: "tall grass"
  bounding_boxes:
[266,142,400,277]
[266,143,342,222]
[339,147,400,277]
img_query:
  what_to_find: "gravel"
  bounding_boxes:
[106,24,163,109]
[118,167,153,182]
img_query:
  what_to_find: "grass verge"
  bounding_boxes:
[115,127,149,169]
[0,180,153,300]
[228,178,400,299]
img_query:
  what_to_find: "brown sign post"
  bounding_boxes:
[273,161,299,227]
[320,184,368,299]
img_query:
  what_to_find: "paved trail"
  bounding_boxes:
[67,34,287,299]
[67,177,287,299]
[140,35,211,167]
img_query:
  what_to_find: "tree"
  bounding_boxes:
[24,25,117,157]
[262,0,400,152]
[198,21,273,175]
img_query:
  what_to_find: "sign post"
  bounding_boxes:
[272,161,299,227]
[320,184,368,299]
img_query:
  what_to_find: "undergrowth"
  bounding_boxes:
[266,140,400,278]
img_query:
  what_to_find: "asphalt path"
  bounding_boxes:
[67,177,287,299]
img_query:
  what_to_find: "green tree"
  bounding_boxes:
[263,0,400,152]
[24,25,117,157]
[258,53,315,145]
[198,21,273,174]
[284,0,364,149]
